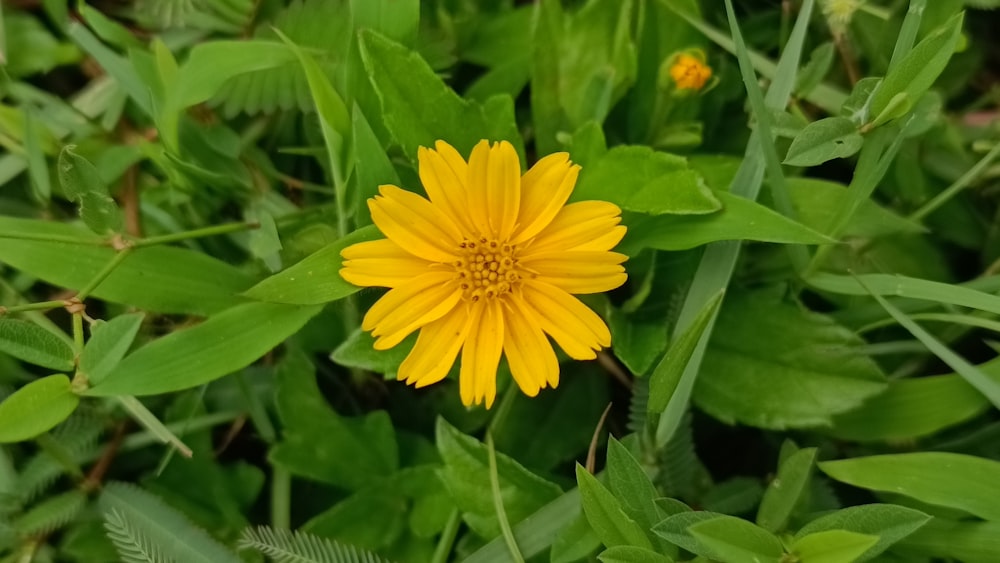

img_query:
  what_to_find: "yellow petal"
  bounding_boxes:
[369,185,462,263]
[340,239,434,288]
[502,297,559,395]
[418,144,475,234]
[459,300,504,408]
[520,251,628,294]
[523,201,623,255]
[519,281,611,359]
[398,304,470,388]
[570,225,627,252]
[511,153,578,245]
[485,140,520,240]
[465,140,494,238]
[373,282,463,350]
[361,271,455,333]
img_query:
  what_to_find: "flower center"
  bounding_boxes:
[454,237,521,301]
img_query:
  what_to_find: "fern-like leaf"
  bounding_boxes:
[13,490,87,536]
[104,507,170,563]
[239,526,393,563]
[627,375,650,435]
[99,482,241,563]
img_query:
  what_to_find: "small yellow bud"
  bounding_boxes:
[669,53,713,92]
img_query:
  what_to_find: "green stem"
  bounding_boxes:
[486,432,524,563]
[0,232,106,245]
[131,221,259,248]
[909,141,1000,222]
[117,396,193,458]
[0,300,65,314]
[77,248,132,301]
[72,312,84,355]
[430,509,462,563]
[271,467,291,530]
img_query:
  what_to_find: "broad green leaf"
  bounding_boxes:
[551,511,602,563]
[606,438,661,532]
[608,307,669,376]
[795,504,930,562]
[175,41,295,108]
[829,358,1000,442]
[756,448,817,533]
[330,329,414,377]
[359,29,523,163]
[437,418,561,539]
[0,318,74,371]
[819,453,1000,521]
[895,518,1000,563]
[868,13,964,124]
[351,105,399,227]
[652,511,725,559]
[702,477,765,515]
[79,313,145,385]
[0,375,79,443]
[789,530,879,563]
[573,146,721,215]
[647,290,724,414]
[0,217,252,315]
[465,488,582,562]
[243,225,381,305]
[694,290,886,429]
[100,482,241,563]
[303,487,407,550]
[784,117,863,166]
[575,465,652,550]
[268,350,398,491]
[349,0,420,45]
[598,545,674,563]
[789,178,924,238]
[87,302,321,396]
[687,516,783,563]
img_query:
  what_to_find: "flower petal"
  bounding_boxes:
[487,141,520,240]
[520,251,628,294]
[372,282,463,350]
[459,300,504,407]
[369,185,462,262]
[418,143,475,233]
[519,281,611,360]
[465,140,494,238]
[398,303,471,388]
[340,239,435,288]
[511,153,578,245]
[522,201,624,255]
[502,297,559,395]
[361,271,455,333]
[570,225,627,252]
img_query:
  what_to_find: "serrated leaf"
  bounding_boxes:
[783,117,863,167]
[0,318,74,371]
[87,302,320,396]
[0,375,79,443]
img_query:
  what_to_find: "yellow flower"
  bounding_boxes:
[669,53,713,92]
[340,140,627,408]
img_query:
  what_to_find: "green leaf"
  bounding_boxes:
[895,518,1000,563]
[652,511,724,559]
[100,482,241,563]
[573,146,721,215]
[79,313,145,386]
[551,511,602,563]
[23,108,51,203]
[756,448,817,533]
[575,464,652,550]
[796,42,835,98]
[330,329,414,377]
[606,438,661,532]
[789,530,878,563]
[598,545,674,563]
[239,526,393,563]
[789,178,924,238]
[269,350,398,491]
[608,307,668,376]
[57,145,122,235]
[819,453,1000,521]
[0,375,79,443]
[175,41,295,108]
[868,13,964,124]
[808,272,1000,316]
[0,317,74,371]
[0,217,252,316]
[437,418,561,539]
[647,290,724,414]
[619,190,836,254]
[783,117,863,166]
[687,516,783,563]
[465,488,583,562]
[359,29,523,163]
[87,302,320,396]
[243,225,381,305]
[795,504,931,562]
[351,105,399,227]
[694,290,886,429]
[829,358,1000,442]
[14,489,87,536]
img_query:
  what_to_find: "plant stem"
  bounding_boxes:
[0,232,106,245]
[271,467,291,530]
[430,509,462,563]
[0,300,65,314]
[77,248,132,301]
[909,141,1000,222]
[486,432,524,563]
[131,221,259,247]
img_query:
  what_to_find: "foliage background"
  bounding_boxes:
[1,0,1000,562]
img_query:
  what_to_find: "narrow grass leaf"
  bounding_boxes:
[756,448,817,533]
[810,272,1000,316]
